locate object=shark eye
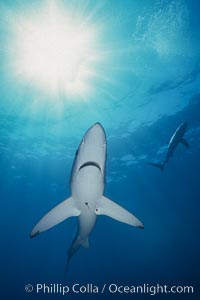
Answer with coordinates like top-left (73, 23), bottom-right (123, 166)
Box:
top-left (85, 202), bottom-right (88, 206)
top-left (95, 208), bottom-right (99, 212)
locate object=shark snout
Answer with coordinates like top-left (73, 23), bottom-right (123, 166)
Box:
top-left (84, 122), bottom-right (106, 145)
top-left (93, 122), bottom-right (104, 129)
top-left (91, 122), bottom-right (105, 135)
top-left (179, 121), bottom-right (188, 135)
top-left (181, 121), bottom-right (188, 129)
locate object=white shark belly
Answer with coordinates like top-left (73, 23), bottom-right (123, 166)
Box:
top-left (78, 211), bottom-right (97, 238)
top-left (72, 166), bottom-right (104, 206)
top-left (72, 166), bottom-right (104, 237)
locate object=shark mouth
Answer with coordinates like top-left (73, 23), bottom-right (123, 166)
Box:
top-left (79, 161), bottom-right (101, 171)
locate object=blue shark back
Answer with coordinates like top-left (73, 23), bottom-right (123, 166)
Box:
top-left (166, 122), bottom-right (188, 162)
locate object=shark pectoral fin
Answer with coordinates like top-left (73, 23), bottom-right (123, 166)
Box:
top-left (30, 197), bottom-right (80, 238)
top-left (96, 196), bottom-right (144, 229)
top-left (81, 238), bottom-right (89, 249)
top-left (180, 138), bottom-right (190, 148)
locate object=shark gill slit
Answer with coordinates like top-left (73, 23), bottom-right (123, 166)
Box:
top-left (79, 161), bottom-right (101, 171)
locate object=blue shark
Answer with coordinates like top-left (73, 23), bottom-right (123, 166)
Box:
top-left (30, 123), bottom-right (144, 270)
top-left (147, 122), bottom-right (189, 172)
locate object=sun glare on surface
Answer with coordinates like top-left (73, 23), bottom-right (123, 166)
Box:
top-left (9, 2), bottom-right (101, 99)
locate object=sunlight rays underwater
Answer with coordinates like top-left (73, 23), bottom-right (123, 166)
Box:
top-left (0, 1), bottom-right (200, 294)
top-left (0, 0), bottom-right (200, 185)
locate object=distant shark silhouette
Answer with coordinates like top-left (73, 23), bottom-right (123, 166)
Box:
top-left (30, 123), bottom-right (144, 271)
top-left (147, 122), bottom-right (189, 172)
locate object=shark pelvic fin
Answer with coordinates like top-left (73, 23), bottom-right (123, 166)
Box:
top-left (96, 196), bottom-right (144, 228)
top-left (180, 138), bottom-right (190, 148)
top-left (30, 197), bottom-right (80, 238)
top-left (146, 161), bottom-right (165, 172)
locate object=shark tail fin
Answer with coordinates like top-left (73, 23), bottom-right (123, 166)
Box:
top-left (66, 233), bottom-right (88, 273)
top-left (30, 197), bottom-right (80, 238)
top-left (66, 236), bottom-right (80, 273)
top-left (66, 256), bottom-right (71, 274)
top-left (146, 161), bottom-right (165, 172)
top-left (96, 196), bottom-right (144, 229)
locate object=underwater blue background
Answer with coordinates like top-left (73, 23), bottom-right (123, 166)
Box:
top-left (0, 0), bottom-right (200, 299)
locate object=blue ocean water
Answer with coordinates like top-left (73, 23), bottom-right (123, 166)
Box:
top-left (0, 0), bottom-right (200, 299)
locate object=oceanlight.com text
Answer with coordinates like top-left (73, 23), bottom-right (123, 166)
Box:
top-left (25, 283), bottom-right (194, 296)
